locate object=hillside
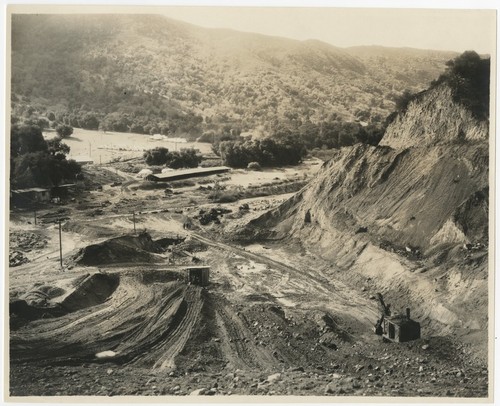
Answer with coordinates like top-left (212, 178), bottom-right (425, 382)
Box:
top-left (235, 82), bottom-right (489, 359)
top-left (380, 85), bottom-right (488, 149)
top-left (11, 14), bottom-right (457, 136)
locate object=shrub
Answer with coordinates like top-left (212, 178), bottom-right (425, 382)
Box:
top-left (247, 161), bottom-right (261, 171)
top-left (143, 147), bottom-right (170, 165)
top-left (56, 124), bottom-right (73, 138)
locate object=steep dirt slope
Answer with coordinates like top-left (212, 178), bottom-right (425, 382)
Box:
top-left (236, 84), bottom-right (490, 358)
top-left (381, 85), bottom-right (488, 149)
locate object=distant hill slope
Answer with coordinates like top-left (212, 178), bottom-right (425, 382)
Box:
top-left (11, 14), bottom-right (457, 134)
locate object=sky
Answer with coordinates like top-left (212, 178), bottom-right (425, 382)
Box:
top-left (160, 7), bottom-right (496, 54)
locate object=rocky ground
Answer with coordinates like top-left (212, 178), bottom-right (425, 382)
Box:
top-left (10, 334), bottom-right (488, 397)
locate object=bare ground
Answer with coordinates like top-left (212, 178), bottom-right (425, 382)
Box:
top-left (8, 161), bottom-right (489, 398)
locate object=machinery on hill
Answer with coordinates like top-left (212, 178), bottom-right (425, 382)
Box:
top-left (374, 293), bottom-right (421, 342)
top-left (373, 293), bottom-right (391, 335)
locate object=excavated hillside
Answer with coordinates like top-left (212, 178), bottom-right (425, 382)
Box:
top-left (236, 83), bottom-right (490, 360)
top-left (381, 85), bottom-right (488, 149)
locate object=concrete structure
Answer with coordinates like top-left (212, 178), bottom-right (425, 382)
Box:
top-left (382, 308), bottom-right (421, 342)
top-left (11, 188), bottom-right (51, 206)
top-left (185, 266), bottom-right (210, 286)
top-left (146, 166), bottom-right (230, 183)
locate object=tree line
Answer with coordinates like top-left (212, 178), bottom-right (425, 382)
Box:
top-left (11, 124), bottom-right (81, 189)
top-left (143, 147), bottom-right (202, 169)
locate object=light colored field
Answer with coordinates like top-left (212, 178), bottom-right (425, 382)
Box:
top-left (225, 158), bottom-right (321, 188)
top-left (44, 128), bottom-right (213, 163)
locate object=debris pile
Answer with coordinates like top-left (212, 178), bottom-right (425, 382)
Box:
top-left (9, 231), bottom-right (48, 267)
top-left (194, 207), bottom-right (232, 225)
top-left (72, 232), bottom-right (163, 266)
top-left (10, 231), bottom-right (48, 251)
top-left (9, 251), bottom-right (29, 267)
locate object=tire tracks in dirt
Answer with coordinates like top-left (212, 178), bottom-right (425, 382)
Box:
top-left (191, 233), bottom-right (377, 326)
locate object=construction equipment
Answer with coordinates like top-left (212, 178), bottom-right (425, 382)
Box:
top-left (373, 293), bottom-right (391, 335)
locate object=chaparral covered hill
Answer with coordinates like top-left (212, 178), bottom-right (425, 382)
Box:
top-left (11, 14), bottom-right (457, 136)
top-left (237, 55), bottom-right (490, 361)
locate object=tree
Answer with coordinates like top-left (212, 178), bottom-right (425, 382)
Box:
top-left (247, 161), bottom-right (261, 171)
top-left (394, 89), bottom-right (415, 112)
top-left (36, 117), bottom-right (50, 130)
top-left (10, 124), bottom-right (80, 189)
top-left (143, 147), bottom-right (170, 165)
top-left (165, 148), bottom-right (202, 169)
top-left (46, 137), bottom-right (70, 158)
top-left (79, 112), bottom-right (100, 130)
top-left (217, 136), bottom-right (306, 169)
top-left (11, 124), bottom-right (48, 158)
top-left (56, 124), bottom-right (73, 138)
top-left (12, 152), bottom-right (81, 188)
top-left (436, 51), bottom-right (490, 120)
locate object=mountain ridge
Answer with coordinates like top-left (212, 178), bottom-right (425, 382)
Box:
top-left (11, 14), bottom-right (458, 135)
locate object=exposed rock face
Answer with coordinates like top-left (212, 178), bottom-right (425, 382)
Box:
top-left (243, 142), bottom-right (488, 253)
top-left (380, 84), bottom-right (488, 149)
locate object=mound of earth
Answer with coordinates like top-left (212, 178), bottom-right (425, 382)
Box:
top-left (10, 273), bottom-right (119, 330)
top-left (61, 273), bottom-right (120, 312)
top-left (72, 231), bottom-right (164, 266)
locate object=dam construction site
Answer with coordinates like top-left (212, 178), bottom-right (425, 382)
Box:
top-left (7, 11), bottom-right (493, 400)
top-left (9, 80), bottom-right (490, 399)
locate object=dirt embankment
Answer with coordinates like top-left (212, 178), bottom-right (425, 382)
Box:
top-left (236, 89), bottom-right (489, 359)
top-left (71, 231), bottom-right (165, 266)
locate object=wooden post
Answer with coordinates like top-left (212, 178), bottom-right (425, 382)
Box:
top-left (58, 219), bottom-right (63, 269)
top-left (133, 211), bottom-right (136, 233)
top-left (34, 210), bottom-right (37, 225)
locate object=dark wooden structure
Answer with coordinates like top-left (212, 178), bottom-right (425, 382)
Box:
top-left (146, 166), bottom-right (230, 182)
top-left (11, 188), bottom-right (51, 207)
top-left (185, 266), bottom-right (210, 286)
top-left (382, 308), bottom-right (421, 342)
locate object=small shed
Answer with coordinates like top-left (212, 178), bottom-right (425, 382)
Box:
top-left (185, 266), bottom-right (210, 286)
top-left (382, 308), bottom-right (421, 342)
top-left (11, 188), bottom-right (51, 206)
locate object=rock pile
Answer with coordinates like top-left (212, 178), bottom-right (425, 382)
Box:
top-left (10, 251), bottom-right (29, 267)
top-left (194, 207), bottom-right (232, 226)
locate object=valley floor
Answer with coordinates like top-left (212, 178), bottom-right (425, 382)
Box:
top-left (8, 162), bottom-right (489, 399)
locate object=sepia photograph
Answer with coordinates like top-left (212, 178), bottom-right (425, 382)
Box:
top-left (5, 2), bottom-right (496, 401)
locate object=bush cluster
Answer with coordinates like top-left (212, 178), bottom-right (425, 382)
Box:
top-left (143, 147), bottom-right (202, 169)
top-left (10, 124), bottom-right (81, 189)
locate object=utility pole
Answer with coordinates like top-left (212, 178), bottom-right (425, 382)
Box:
top-left (89, 141), bottom-right (92, 157)
top-left (34, 210), bottom-right (37, 225)
top-left (58, 219), bottom-right (63, 269)
top-left (133, 211), bottom-right (136, 234)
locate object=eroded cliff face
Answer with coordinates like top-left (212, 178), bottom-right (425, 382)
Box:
top-left (243, 142), bottom-right (488, 253)
top-left (380, 85), bottom-right (488, 149)
top-left (237, 85), bottom-right (489, 357)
